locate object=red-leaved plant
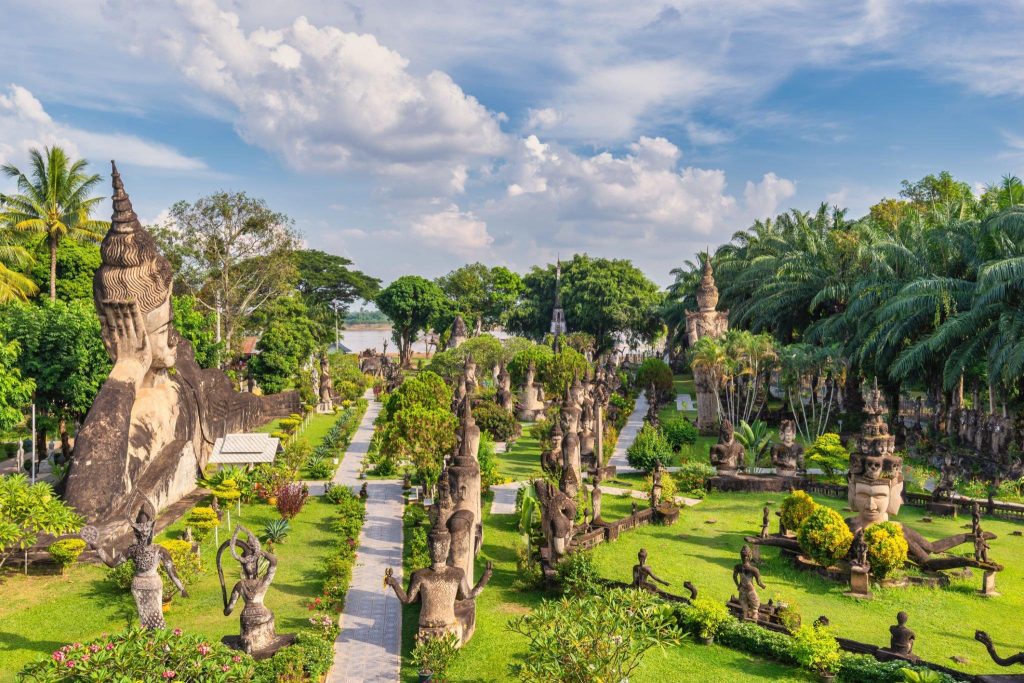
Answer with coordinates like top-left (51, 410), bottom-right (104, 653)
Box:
top-left (275, 483), bottom-right (309, 520)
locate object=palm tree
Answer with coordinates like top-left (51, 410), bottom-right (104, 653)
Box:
top-left (1, 147), bottom-right (107, 300)
top-left (0, 231), bottom-right (38, 303)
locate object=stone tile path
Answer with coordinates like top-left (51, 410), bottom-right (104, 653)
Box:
top-left (490, 481), bottom-right (525, 514)
top-left (675, 392), bottom-right (695, 411)
top-left (607, 393), bottom-right (648, 474)
top-left (326, 390), bottom-right (404, 683)
top-left (596, 484), bottom-right (702, 508)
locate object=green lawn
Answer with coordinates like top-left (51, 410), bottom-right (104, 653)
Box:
top-left (0, 497), bottom-right (339, 681)
top-left (591, 492), bottom-right (1024, 677)
top-left (496, 426), bottom-right (543, 482)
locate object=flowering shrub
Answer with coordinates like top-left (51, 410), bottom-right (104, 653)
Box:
top-left (780, 490), bottom-right (816, 532)
top-left (47, 539), bottom-right (86, 574)
top-left (864, 521), bottom-right (909, 578)
top-left (791, 622), bottom-right (842, 675)
top-left (673, 461), bottom-right (715, 497)
top-left (275, 483), bottom-right (309, 520)
top-left (796, 505), bottom-right (853, 568)
top-left (17, 627), bottom-right (255, 682)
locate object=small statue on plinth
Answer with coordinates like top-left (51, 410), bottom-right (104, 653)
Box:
top-left (770, 420), bottom-right (804, 475)
top-left (759, 506), bottom-right (770, 539)
top-left (888, 611), bottom-right (916, 658)
top-left (125, 499), bottom-right (188, 630)
top-left (632, 548), bottom-right (670, 593)
top-left (650, 461), bottom-right (664, 509)
top-left (710, 420), bottom-right (745, 475)
top-left (849, 528), bottom-right (869, 569)
top-left (733, 545), bottom-right (766, 620)
top-left (218, 525), bottom-right (291, 657)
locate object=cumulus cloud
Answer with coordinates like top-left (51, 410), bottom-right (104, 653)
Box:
top-left (525, 107), bottom-right (561, 130)
top-left (411, 204), bottom-right (493, 256)
top-left (0, 84), bottom-right (205, 171)
top-left (163, 0), bottom-right (508, 177)
top-left (743, 173), bottom-right (797, 220)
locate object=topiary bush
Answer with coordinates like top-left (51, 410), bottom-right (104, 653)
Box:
top-left (805, 433), bottom-right (850, 477)
top-left (796, 504), bottom-right (853, 568)
top-left (780, 490), bottom-right (816, 532)
top-left (157, 539), bottom-right (202, 595)
top-left (472, 400), bottom-right (520, 442)
top-left (864, 521), bottom-right (909, 578)
top-left (185, 506), bottom-right (220, 542)
top-left (683, 597), bottom-right (733, 642)
top-left (626, 423), bottom-right (673, 472)
top-left (635, 358), bottom-right (674, 401)
top-left (661, 414), bottom-right (698, 451)
top-left (47, 538), bottom-right (86, 574)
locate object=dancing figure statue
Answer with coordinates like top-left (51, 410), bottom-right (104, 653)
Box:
top-left (124, 498), bottom-right (188, 630)
top-left (218, 525), bottom-right (285, 655)
top-left (733, 545), bottom-right (766, 620)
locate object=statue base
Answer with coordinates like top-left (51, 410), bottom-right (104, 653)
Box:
top-left (709, 473), bottom-right (805, 493)
top-left (927, 500), bottom-right (958, 517)
top-left (221, 633), bottom-right (295, 661)
top-left (316, 401), bottom-right (334, 414)
top-left (844, 567), bottom-right (872, 599)
top-left (980, 570), bottom-right (999, 597)
top-left (654, 503), bottom-right (680, 525)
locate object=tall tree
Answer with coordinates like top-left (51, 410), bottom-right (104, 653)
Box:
top-left (436, 262), bottom-right (524, 332)
top-left (0, 230), bottom-right (37, 303)
top-left (0, 147), bottom-right (107, 301)
top-left (293, 249), bottom-right (381, 333)
top-left (0, 337), bottom-right (34, 433)
top-left (507, 254), bottom-right (662, 352)
top-left (376, 276), bottom-right (448, 367)
top-left (247, 295), bottom-right (321, 396)
top-left (159, 192), bottom-right (300, 353)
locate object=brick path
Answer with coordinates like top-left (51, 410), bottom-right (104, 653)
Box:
top-left (327, 391), bottom-right (404, 683)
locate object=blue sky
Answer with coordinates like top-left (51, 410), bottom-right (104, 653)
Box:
top-left (2, 0), bottom-right (1023, 286)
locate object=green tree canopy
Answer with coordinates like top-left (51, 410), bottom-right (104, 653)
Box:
top-left (507, 254), bottom-right (663, 352)
top-left (293, 249), bottom-right (380, 333)
top-left (172, 295), bottom-right (222, 369)
top-left (436, 262), bottom-right (524, 331)
top-left (248, 296), bottom-right (320, 396)
top-left (28, 239), bottom-right (100, 303)
top-left (0, 474), bottom-right (83, 572)
top-left (0, 337), bottom-right (34, 433)
top-left (376, 275), bottom-right (448, 367)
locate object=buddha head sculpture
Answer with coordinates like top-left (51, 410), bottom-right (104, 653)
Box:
top-left (848, 380), bottom-right (904, 529)
top-left (428, 525), bottom-right (453, 570)
top-left (94, 162), bottom-right (176, 370)
top-left (779, 420), bottom-right (796, 446)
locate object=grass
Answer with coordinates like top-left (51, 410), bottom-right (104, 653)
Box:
top-left (591, 491), bottom-right (1024, 677)
top-left (0, 497), bottom-right (340, 681)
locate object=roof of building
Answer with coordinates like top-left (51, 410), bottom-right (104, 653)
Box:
top-left (209, 433), bottom-right (279, 465)
top-left (240, 336), bottom-right (261, 356)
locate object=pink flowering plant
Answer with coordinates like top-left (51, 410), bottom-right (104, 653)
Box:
top-left (18, 627), bottom-right (256, 682)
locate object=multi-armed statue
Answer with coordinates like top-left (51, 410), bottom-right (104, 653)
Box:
top-left (68, 162), bottom-right (297, 564)
top-left (123, 497), bottom-right (188, 630)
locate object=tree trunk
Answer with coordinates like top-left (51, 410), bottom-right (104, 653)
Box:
top-left (49, 234), bottom-right (58, 301)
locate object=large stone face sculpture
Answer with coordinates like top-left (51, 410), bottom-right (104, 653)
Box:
top-left (385, 523), bottom-right (493, 646)
top-left (686, 259), bottom-right (729, 433)
top-left (218, 525), bottom-right (291, 657)
top-left (770, 420), bottom-right (804, 475)
top-left (67, 163), bottom-right (298, 565)
top-left (124, 498), bottom-right (188, 630)
top-left (709, 419), bottom-right (745, 475)
top-left (847, 382), bottom-right (1001, 572)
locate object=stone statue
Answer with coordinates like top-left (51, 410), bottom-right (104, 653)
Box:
top-left (447, 314), bottom-right (469, 350)
top-left (517, 361), bottom-right (545, 421)
top-left (124, 498), bottom-right (188, 630)
top-left (685, 258), bottom-right (729, 433)
top-left (541, 420), bottom-right (563, 475)
top-left (496, 364), bottom-right (514, 413)
top-left (534, 467), bottom-right (579, 563)
top-left (976, 631), bottom-right (1024, 668)
top-left (218, 525), bottom-right (287, 656)
top-left (847, 382), bottom-right (1000, 572)
top-left (650, 461), bottom-right (664, 508)
top-left (888, 612), bottom-right (916, 657)
top-left (591, 468), bottom-right (604, 522)
top-left (770, 420), bottom-right (804, 475)
top-left (463, 355), bottom-right (478, 396)
top-left (760, 505), bottom-right (770, 539)
top-left (710, 419), bottom-right (745, 475)
top-left (849, 527), bottom-right (869, 569)
top-left (317, 353), bottom-right (334, 413)
top-left (932, 454), bottom-right (958, 501)
top-left (384, 523), bottom-right (493, 645)
top-left (733, 545), bottom-right (766, 620)
top-left (68, 163), bottom-right (298, 565)
top-left (632, 548), bottom-right (669, 592)
top-left (560, 397), bottom-right (583, 486)
top-left (447, 401), bottom-right (482, 562)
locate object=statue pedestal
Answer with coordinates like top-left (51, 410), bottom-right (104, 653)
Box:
top-left (654, 504), bottom-right (680, 526)
top-left (709, 473), bottom-right (805, 493)
top-left (221, 633), bottom-right (295, 661)
top-left (845, 567), bottom-right (872, 599)
top-left (980, 570), bottom-right (1000, 597)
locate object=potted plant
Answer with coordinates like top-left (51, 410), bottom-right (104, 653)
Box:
top-left (411, 632), bottom-right (459, 682)
top-left (688, 597), bottom-right (731, 645)
top-left (791, 622), bottom-right (842, 682)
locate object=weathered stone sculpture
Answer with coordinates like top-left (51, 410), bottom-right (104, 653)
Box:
top-left (733, 545), bottom-right (766, 620)
top-left (384, 522), bottom-right (493, 646)
top-left (218, 525), bottom-right (290, 657)
top-left (447, 401), bottom-right (482, 563)
top-left (650, 461), bottom-right (664, 508)
top-left (125, 498), bottom-right (188, 630)
top-left (534, 467), bottom-right (579, 564)
top-left (770, 420), bottom-right (804, 475)
top-left (68, 163), bottom-right (297, 565)
top-left (517, 361), bottom-right (545, 421)
top-left (463, 355), bottom-right (478, 396)
top-left (496, 364), bottom-right (514, 413)
top-left (887, 612), bottom-right (916, 659)
top-left (847, 382), bottom-right (1001, 572)
top-left (561, 395), bottom-right (583, 486)
top-left (590, 468), bottom-right (604, 522)
top-left (541, 420), bottom-right (563, 475)
top-left (317, 353), bottom-right (334, 413)
top-left (975, 630), bottom-right (1024, 668)
top-left (709, 419), bottom-right (745, 475)
top-left (686, 258), bottom-right (729, 433)
top-left (760, 505), bottom-right (770, 539)
top-left (447, 314), bottom-right (469, 350)
top-left (632, 548), bottom-right (670, 592)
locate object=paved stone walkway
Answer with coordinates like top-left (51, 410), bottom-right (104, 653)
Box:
top-left (327, 391), bottom-right (404, 683)
top-left (596, 484), bottom-right (702, 507)
top-left (675, 392), bottom-right (695, 411)
top-left (490, 481), bottom-right (525, 514)
top-left (608, 393), bottom-right (648, 474)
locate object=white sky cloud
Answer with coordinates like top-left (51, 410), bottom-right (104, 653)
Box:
top-left (411, 204), bottom-right (493, 256)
